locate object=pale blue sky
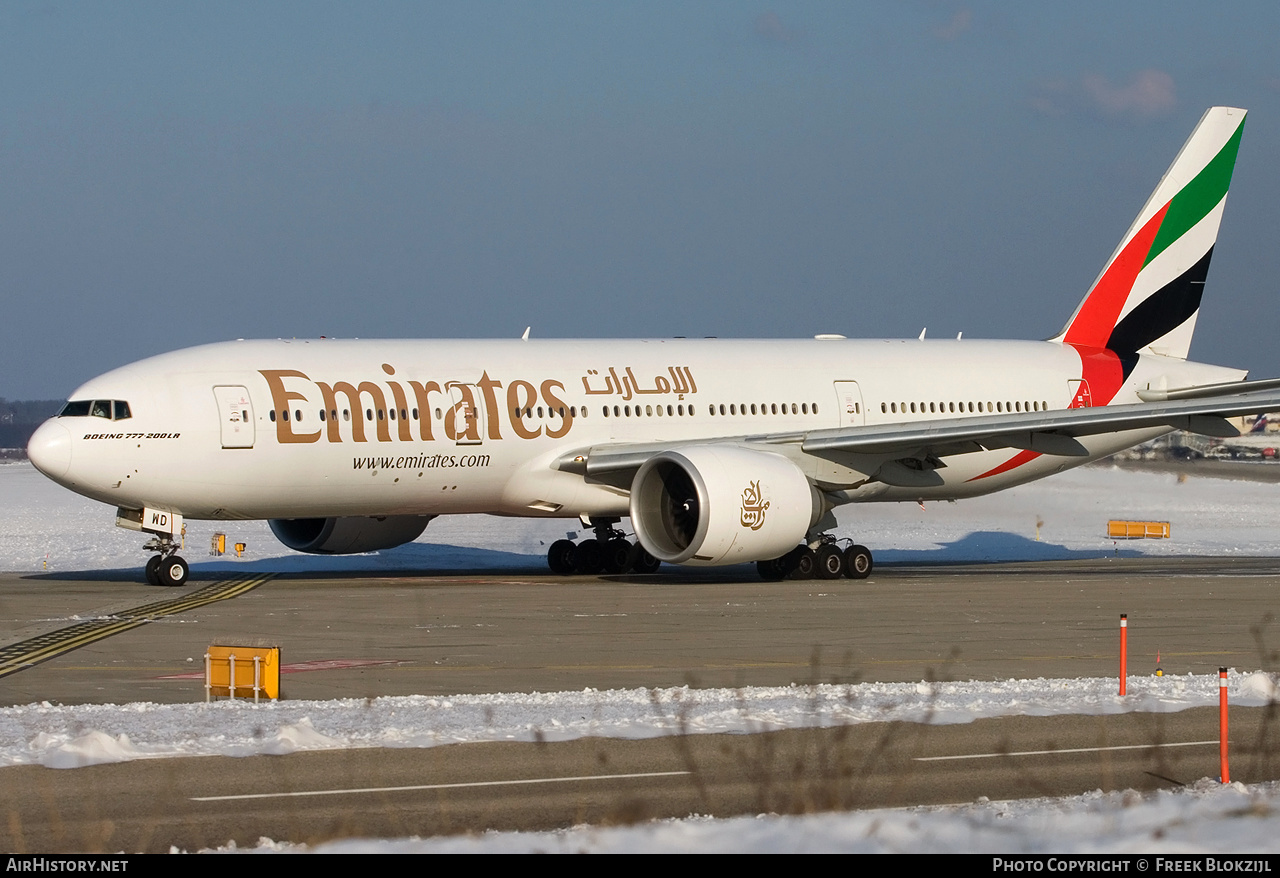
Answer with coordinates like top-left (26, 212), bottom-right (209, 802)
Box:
top-left (4, 2), bottom-right (1280, 397)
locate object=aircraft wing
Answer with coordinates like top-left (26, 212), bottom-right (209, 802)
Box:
top-left (797, 386), bottom-right (1280, 455)
top-left (557, 382), bottom-right (1280, 485)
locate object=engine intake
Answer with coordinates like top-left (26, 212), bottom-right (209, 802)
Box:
top-left (268, 515), bottom-right (433, 554)
top-left (630, 446), bottom-right (817, 566)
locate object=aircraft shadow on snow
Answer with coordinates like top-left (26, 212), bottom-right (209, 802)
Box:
top-left (23, 531), bottom-right (1144, 583)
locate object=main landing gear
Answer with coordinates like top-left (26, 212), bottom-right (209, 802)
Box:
top-left (547, 518), bottom-right (662, 576)
top-left (143, 536), bottom-right (190, 587)
top-left (756, 538), bottom-right (873, 582)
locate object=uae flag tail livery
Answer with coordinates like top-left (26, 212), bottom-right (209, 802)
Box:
top-left (1056, 107), bottom-right (1245, 387)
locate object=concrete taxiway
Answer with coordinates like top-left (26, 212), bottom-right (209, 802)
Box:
top-left (1, 556), bottom-right (1278, 705)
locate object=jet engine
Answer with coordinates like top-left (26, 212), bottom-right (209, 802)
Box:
top-left (268, 515), bottom-right (433, 554)
top-left (629, 445), bottom-right (818, 566)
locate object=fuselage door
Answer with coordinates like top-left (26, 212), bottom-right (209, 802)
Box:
top-left (834, 381), bottom-right (865, 427)
top-left (446, 382), bottom-right (485, 445)
top-left (1068, 379), bottom-right (1093, 409)
top-left (214, 385), bottom-right (255, 449)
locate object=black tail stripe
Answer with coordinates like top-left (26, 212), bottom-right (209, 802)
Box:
top-left (1106, 247), bottom-right (1214, 355)
top-left (1119, 351), bottom-right (1139, 382)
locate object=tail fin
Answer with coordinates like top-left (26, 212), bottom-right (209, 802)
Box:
top-left (1054, 106), bottom-right (1246, 359)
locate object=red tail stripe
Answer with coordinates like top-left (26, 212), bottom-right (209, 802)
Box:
top-left (969, 345), bottom-right (1126, 482)
top-left (970, 448), bottom-right (1040, 481)
top-left (1063, 203), bottom-right (1169, 348)
top-left (1072, 345), bottom-right (1126, 407)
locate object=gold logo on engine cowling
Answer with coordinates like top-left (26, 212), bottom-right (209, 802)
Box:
top-left (740, 480), bottom-right (770, 531)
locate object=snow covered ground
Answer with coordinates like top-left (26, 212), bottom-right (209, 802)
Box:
top-left (6, 670), bottom-right (1276, 770)
top-left (3, 460), bottom-right (1280, 852)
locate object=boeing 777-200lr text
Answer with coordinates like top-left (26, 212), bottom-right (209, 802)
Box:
top-left (27, 107), bottom-right (1280, 586)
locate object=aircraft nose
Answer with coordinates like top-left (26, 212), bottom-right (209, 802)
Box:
top-left (27, 420), bottom-right (72, 479)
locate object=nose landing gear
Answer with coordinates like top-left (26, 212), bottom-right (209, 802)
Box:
top-left (143, 537), bottom-right (189, 587)
top-left (115, 507), bottom-right (191, 587)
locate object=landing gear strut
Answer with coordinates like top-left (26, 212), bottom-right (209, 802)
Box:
top-left (546, 518), bottom-right (660, 576)
top-left (143, 536), bottom-right (189, 587)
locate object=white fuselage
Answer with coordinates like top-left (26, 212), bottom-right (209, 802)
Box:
top-left (29, 336), bottom-right (1243, 523)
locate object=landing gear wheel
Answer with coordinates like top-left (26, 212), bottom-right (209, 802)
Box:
top-left (157, 555), bottom-right (189, 587)
top-left (814, 544), bottom-right (845, 579)
top-left (572, 539), bottom-right (603, 575)
top-left (787, 546), bottom-right (815, 580)
top-left (844, 544), bottom-right (873, 580)
top-left (144, 555), bottom-right (162, 586)
top-left (547, 539), bottom-right (577, 575)
top-left (629, 545), bottom-right (662, 574)
top-left (756, 556), bottom-right (787, 581)
top-left (602, 539), bottom-right (633, 574)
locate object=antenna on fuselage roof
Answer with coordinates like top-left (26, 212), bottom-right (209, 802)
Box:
top-left (957, 332), bottom-right (962, 340)
top-left (918, 327), bottom-right (926, 340)
top-left (521, 326), bottom-right (530, 340)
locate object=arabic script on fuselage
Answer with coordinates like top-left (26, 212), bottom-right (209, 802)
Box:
top-left (581, 366), bottom-right (698, 401)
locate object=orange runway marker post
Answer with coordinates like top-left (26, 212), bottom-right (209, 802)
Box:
top-left (1119, 614), bottom-right (1128, 696)
top-left (1219, 667), bottom-right (1230, 784)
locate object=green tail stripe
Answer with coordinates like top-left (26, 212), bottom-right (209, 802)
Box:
top-left (1144, 118), bottom-right (1245, 267)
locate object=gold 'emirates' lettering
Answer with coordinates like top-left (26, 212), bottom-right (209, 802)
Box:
top-left (443, 382), bottom-right (480, 442)
top-left (261, 370), bottom-right (321, 444)
top-left (259, 367), bottom-right (575, 444)
top-left (506, 380), bottom-right (540, 439)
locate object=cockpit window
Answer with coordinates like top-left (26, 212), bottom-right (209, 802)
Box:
top-left (58, 401), bottom-right (92, 417)
top-left (59, 399), bottom-right (132, 420)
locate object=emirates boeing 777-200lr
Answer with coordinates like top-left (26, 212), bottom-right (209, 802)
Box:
top-left (26, 107), bottom-right (1280, 586)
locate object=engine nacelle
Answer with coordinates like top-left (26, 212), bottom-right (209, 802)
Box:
top-left (629, 445), bottom-right (817, 566)
top-left (268, 515), bottom-right (433, 554)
